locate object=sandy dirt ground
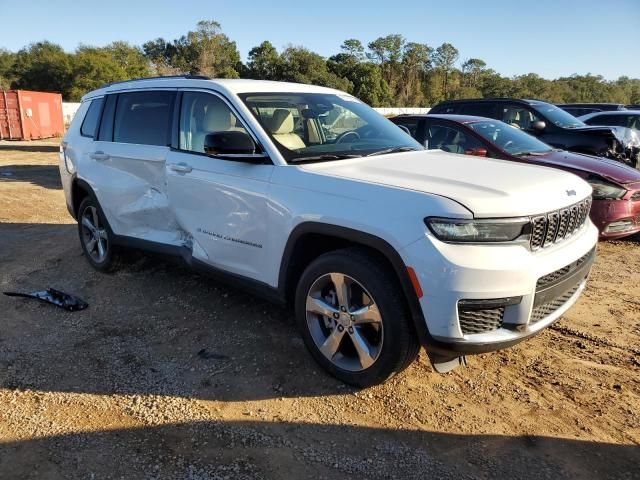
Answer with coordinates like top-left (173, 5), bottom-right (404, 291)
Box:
top-left (0, 140), bottom-right (638, 479)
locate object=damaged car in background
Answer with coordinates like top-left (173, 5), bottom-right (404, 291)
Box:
top-left (429, 98), bottom-right (640, 169)
top-left (391, 114), bottom-right (640, 239)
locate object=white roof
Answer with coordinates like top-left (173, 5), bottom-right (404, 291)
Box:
top-left (82, 77), bottom-right (344, 101)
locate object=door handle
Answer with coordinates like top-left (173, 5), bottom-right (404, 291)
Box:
top-left (90, 151), bottom-right (110, 161)
top-left (170, 163), bottom-right (193, 173)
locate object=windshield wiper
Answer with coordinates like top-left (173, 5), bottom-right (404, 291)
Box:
top-left (290, 153), bottom-right (363, 163)
top-left (365, 146), bottom-right (419, 157)
top-left (513, 151), bottom-right (549, 157)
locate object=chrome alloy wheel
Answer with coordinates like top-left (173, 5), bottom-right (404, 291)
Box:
top-left (305, 273), bottom-right (383, 371)
top-left (80, 205), bottom-right (108, 263)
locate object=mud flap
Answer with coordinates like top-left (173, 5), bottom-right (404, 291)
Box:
top-left (428, 353), bottom-right (467, 373)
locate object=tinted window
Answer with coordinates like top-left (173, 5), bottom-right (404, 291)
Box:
top-left (113, 91), bottom-right (175, 146)
top-left (393, 117), bottom-right (420, 137)
top-left (426, 123), bottom-right (484, 154)
top-left (459, 103), bottom-right (496, 117)
top-left (179, 92), bottom-right (249, 153)
top-left (97, 94), bottom-right (117, 141)
top-left (80, 98), bottom-right (104, 138)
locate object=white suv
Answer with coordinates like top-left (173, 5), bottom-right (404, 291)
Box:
top-left (59, 76), bottom-right (598, 386)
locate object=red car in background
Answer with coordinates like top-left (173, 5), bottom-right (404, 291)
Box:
top-left (392, 114), bottom-right (640, 239)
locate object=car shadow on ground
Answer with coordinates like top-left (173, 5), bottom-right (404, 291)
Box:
top-left (0, 420), bottom-right (637, 479)
top-left (0, 164), bottom-right (62, 189)
top-left (0, 143), bottom-right (60, 152)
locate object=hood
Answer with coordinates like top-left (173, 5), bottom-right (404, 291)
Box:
top-left (570, 125), bottom-right (640, 146)
top-left (534, 150), bottom-right (640, 185)
top-left (301, 150), bottom-right (592, 218)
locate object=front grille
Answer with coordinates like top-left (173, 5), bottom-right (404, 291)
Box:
top-left (530, 198), bottom-right (591, 250)
top-left (536, 248), bottom-right (594, 289)
top-left (530, 284), bottom-right (580, 323)
top-left (459, 307), bottom-right (505, 334)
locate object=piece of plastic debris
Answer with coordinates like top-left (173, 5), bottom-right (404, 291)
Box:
top-left (3, 288), bottom-right (88, 312)
top-left (197, 348), bottom-right (229, 360)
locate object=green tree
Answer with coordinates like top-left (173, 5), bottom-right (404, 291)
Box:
top-left (367, 34), bottom-right (405, 95)
top-left (246, 41), bottom-right (282, 80)
top-left (433, 42), bottom-right (459, 99)
top-left (279, 46), bottom-right (351, 90)
top-left (461, 58), bottom-right (486, 88)
top-left (143, 20), bottom-right (240, 78)
top-left (10, 41), bottom-right (73, 98)
top-left (0, 48), bottom-right (15, 90)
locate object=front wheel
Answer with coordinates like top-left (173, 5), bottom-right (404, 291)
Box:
top-left (295, 247), bottom-right (420, 387)
top-left (77, 197), bottom-right (123, 272)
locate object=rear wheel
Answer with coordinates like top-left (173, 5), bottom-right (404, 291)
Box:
top-left (295, 247), bottom-right (420, 387)
top-left (77, 197), bottom-right (123, 272)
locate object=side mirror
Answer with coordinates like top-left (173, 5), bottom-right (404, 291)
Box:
top-left (531, 121), bottom-right (546, 132)
top-left (204, 131), bottom-right (268, 164)
top-left (465, 147), bottom-right (488, 157)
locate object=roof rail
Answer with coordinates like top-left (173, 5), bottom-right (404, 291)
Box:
top-left (99, 74), bottom-right (211, 89)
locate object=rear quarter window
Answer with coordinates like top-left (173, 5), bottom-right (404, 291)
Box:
top-left (80, 98), bottom-right (104, 138)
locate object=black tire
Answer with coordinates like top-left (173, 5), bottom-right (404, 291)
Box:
top-left (77, 196), bottom-right (124, 273)
top-left (295, 247), bottom-right (420, 387)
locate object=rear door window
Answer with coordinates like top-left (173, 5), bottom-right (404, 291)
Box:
top-left (459, 103), bottom-right (497, 118)
top-left (113, 91), bottom-right (176, 146)
top-left (393, 117), bottom-right (420, 136)
top-left (80, 97), bottom-right (104, 138)
top-left (501, 104), bottom-right (541, 131)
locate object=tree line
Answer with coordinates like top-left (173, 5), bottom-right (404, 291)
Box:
top-left (1, 20), bottom-right (639, 106)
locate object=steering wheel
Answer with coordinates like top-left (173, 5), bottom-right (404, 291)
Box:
top-left (335, 131), bottom-right (361, 144)
top-left (503, 140), bottom-right (514, 149)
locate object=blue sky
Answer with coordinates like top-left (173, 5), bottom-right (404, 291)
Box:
top-left (2, 0), bottom-right (639, 79)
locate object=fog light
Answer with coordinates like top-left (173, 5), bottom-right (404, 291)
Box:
top-left (604, 219), bottom-right (634, 233)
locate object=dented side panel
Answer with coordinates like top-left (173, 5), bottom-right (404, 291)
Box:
top-left (89, 141), bottom-right (184, 245)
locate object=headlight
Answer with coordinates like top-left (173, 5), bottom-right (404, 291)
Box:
top-left (425, 217), bottom-right (528, 242)
top-left (587, 177), bottom-right (625, 200)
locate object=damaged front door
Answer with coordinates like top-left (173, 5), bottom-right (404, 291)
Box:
top-left (91, 90), bottom-right (184, 245)
top-left (166, 90), bottom-right (274, 283)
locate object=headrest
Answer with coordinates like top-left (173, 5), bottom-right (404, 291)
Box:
top-left (269, 109), bottom-right (294, 134)
top-left (202, 102), bottom-right (231, 132)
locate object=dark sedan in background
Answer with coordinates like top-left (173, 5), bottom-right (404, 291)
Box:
top-left (392, 114), bottom-right (640, 239)
top-left (429, 98), bottom-right (640, 168)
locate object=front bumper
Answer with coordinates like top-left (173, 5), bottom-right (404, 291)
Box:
top-left (590, 195), bottom-right (640, 240)
top-left (401, 220), bottom-right (599, 354)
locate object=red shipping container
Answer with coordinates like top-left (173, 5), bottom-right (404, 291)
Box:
top-left (0, 90), bottom-right (64, 140)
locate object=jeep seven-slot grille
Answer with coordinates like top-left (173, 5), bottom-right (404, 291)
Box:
top-left (530, 198), bottom-right (591, 250)
top-left (459, 307), bottom-right (505, 334)
top-left (530, 284), bottom-right (580, 323)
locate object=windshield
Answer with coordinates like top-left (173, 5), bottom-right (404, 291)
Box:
top-left (239, 92), bottom-right (422, 162)
top-left (535, 104), bottom-right (586, 129)
top-left (468, 120), bottom-right (553, 156)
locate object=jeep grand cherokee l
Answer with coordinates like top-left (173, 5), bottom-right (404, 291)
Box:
top-left (430, 98), bottom-right (640, 168)
top-left (59, 77), bottom-right (598, 386)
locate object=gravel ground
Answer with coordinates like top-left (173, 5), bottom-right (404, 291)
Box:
top-left (0, 141), bottom-right (639, 479)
